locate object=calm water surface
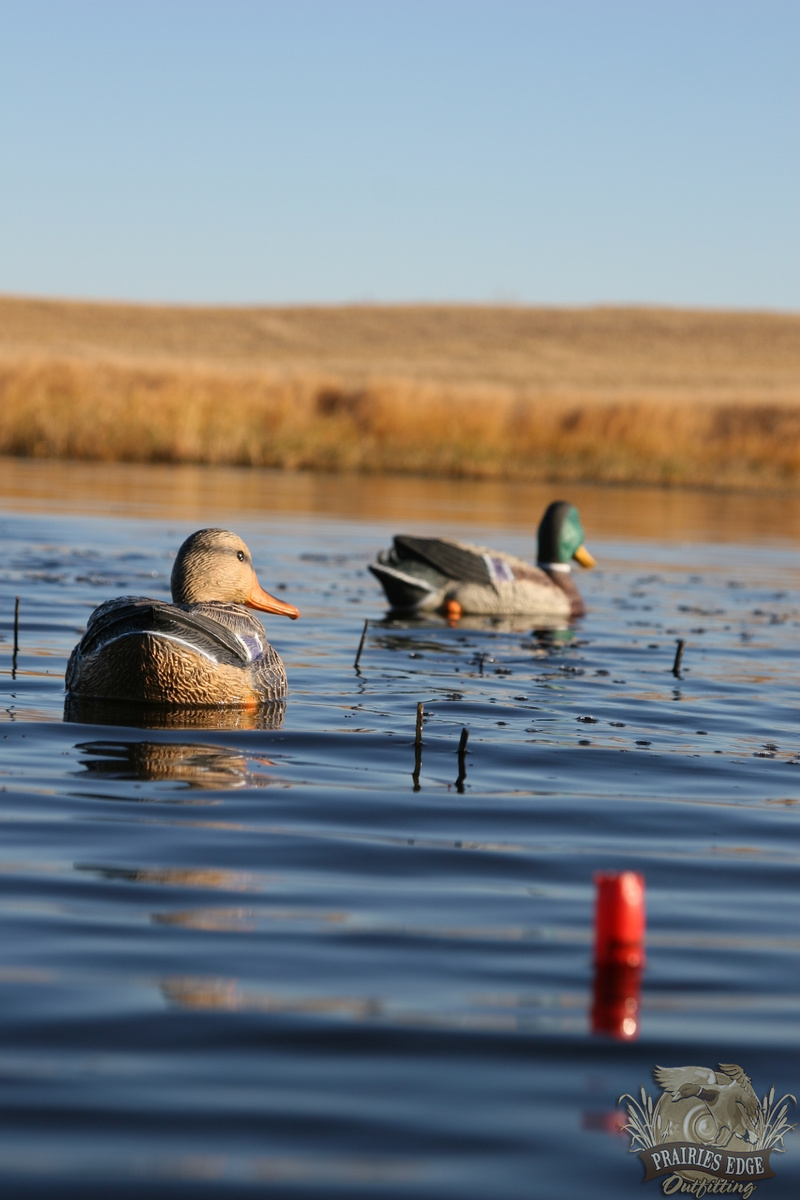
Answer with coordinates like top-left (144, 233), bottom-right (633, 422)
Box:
top-left (0, 460), bottom-right (798, 1198)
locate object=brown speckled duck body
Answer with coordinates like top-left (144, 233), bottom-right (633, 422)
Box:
top-left (368, 501), bottom-right (596, 618)
top-left (66, 529), bottom-right (300, 706)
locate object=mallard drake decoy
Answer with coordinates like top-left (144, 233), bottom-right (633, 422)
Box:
top-left (66, 529), bottom-right (299, 706)
top-left (368, 500), bottom-right (595, 618)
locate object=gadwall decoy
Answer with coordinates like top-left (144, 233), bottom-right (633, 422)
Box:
top-left (66, 528), bottom-right (299, 705)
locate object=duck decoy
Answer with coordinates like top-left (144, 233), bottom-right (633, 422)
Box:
top-left (368, 500), bottom-right (595, 618)
top-left (66, 529), bottom-right (300, 706)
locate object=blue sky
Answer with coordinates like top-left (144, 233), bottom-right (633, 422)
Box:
top-left (1, 1), bottom-right (797, 308)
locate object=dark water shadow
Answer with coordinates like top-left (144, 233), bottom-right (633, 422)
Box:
top-left (64, 695), bottom-right (286, 731)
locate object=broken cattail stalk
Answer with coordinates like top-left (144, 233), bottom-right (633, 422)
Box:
top-left (455, 726), bottom-right (469, 792)
top-left (412, 702), bottom-right (425, 791)
top-left (457, 726), bottom-right (469, 762)
top-left (12, 596), bottom-right (20, 675)
top-left (672, 639), bottom-right (685, 677)
top-left (353, 619), bottom-right (369, 671)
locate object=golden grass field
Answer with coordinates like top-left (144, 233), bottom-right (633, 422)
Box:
top-left (1, 296), bottom-right (799, 487)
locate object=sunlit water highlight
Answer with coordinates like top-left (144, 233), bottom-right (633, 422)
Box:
top-left (0, 461), bottom-right (798, 1198)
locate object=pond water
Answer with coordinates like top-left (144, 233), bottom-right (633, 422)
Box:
top-left (1, 458), bottom-right (799, 1199)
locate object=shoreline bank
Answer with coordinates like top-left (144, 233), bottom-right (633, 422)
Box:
top-left (2, 298), bottom-right (798, 489)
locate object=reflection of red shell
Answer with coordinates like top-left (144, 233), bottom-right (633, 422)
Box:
top-left (591, 963), bottom-right (641, 1040)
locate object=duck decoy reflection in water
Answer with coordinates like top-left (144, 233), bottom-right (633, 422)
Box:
top-left (369, 500), bottom-right (595, 618)
top-left (74, 739), bottom-right (272, 790)
top-left (66, 529), bottom-right (300, 706)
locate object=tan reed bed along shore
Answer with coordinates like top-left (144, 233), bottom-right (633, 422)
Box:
top-left (1, 297), bottom-right (799, 488)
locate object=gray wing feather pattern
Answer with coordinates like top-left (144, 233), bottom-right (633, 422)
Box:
top-left (77, 600), bottom-right (250, 667)
top-left (392, 536), bottom-right (494, 587)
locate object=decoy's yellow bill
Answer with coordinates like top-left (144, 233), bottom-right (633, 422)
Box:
top-left (573, 545), bottom-right (596, 569)
top-left (246, 577), bottom-right (300, 619)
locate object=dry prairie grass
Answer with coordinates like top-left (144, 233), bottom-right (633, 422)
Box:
top-left (1, 297), bottom-right (799, 488)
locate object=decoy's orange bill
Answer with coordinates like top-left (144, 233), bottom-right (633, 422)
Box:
top-left (246, 577), bottom-right (300, 619)
top-left (573, 545), bottom-right (596, 569)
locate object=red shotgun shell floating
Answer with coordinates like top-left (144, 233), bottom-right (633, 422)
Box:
top-left (594, 871), bottom-right (646, 968)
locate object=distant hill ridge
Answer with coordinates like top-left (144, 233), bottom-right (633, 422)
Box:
top-left (1, 296), bottom-right (798, 400)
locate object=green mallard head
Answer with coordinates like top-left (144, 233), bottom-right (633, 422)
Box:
top-left (537, 501), bottom-right (596, 568)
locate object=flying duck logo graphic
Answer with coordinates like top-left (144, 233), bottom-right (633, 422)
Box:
top-left (619, 1064), bottom-right (795, 1196)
